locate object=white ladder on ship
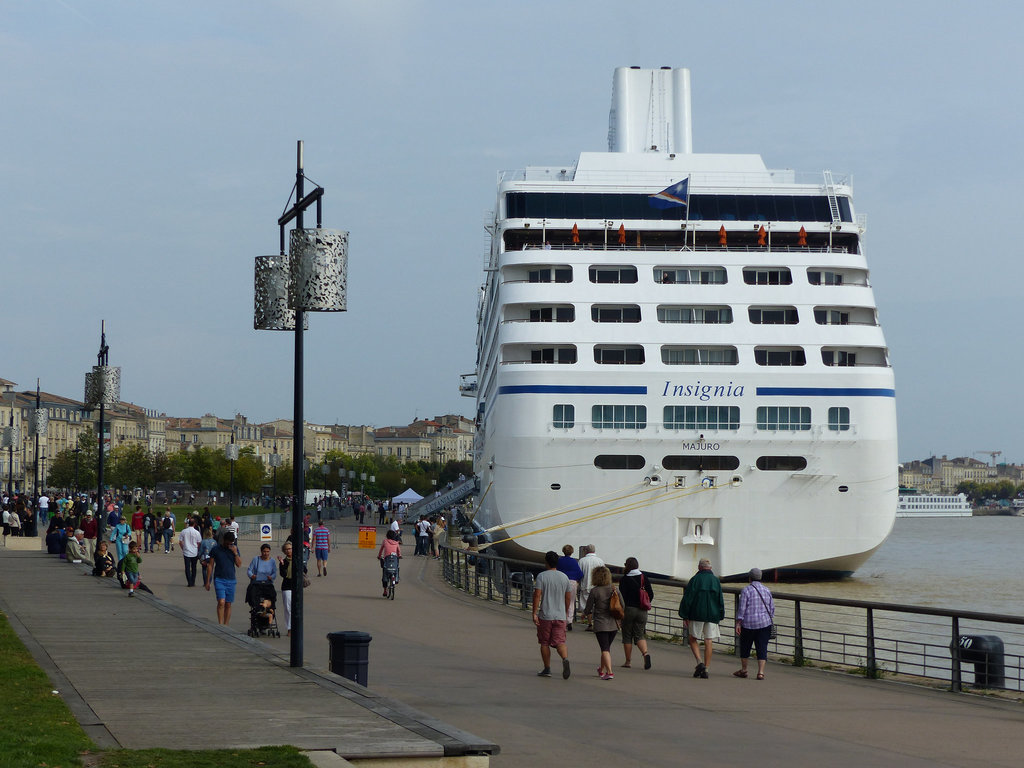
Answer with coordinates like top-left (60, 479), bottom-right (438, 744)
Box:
top-left (823, 169), bottom-right (842, 224)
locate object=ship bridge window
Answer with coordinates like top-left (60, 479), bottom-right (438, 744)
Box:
top-left (553, 404), bottom-right (575, 429)
top-left (592, 305), bottom-right (641, 323)
top-left (756, 456), bottom-right (808, 471)
top-left (655, 267), bottom-right (726, 285)
top-left (594, 345), bottom-right (645, 364)
top-left (527, 266), bottom-right (573, 283)
top-left (662, 346), bottom-right (738, 365)
top-left (748, 306), bottom-right (798, 325)
top-left (754, 347), bottom-right (806, 366)
top-left (504, 192), bottom-right (851, 223)
top-left (821, 347), bottom-right (889, 367)
top-left (662, 455), bottom-right (741, 471)
top-left (594, 454), bottom-right (646, 470)
top-left (664, 406), bottom-right (740, 430)
top-left (589, 265), bottom-right (638, 284)
top-left (592, 405), bottom-right (647, 429)
top-left (657, 305), bottom-right (732, 324)
top-left (808, 268), bottom-right (868, 287)
top-left (743, 268), bottom-right (792, 286)
top-left (814, 306), bottom-right (877, 326)
top-left (756, 406), bottom-right (811, 431)
top-left (828, 407), bottom-right (851, 431)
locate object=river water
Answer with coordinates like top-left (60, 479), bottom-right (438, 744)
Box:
top-left (780, 516), bottom-right (1024, 616)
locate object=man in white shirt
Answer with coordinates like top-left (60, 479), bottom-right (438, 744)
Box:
top-left (577, 545), bottom-right (605, 621)
top-left (178, 518), bottom-right (203, 587)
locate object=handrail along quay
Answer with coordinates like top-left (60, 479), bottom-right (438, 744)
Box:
top-left (441, 544), bottom-right (1024, 696)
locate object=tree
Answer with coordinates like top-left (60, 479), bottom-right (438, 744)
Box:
top-left (107, 443), bottom-right (153, 491)
top-left (47, 428), bottom-right (98, 492)
top-left (151, 451), bottom-right (174, 485)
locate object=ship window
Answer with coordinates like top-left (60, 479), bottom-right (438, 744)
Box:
top-left (822, 349), bottom-right (856, 367)
top-left (655, 267), bottom-right (726, 285)
top-left (529, 347), bottom-right (577, 364)
top-left (663, 455), bottom-right (740, 471)
top-left (743, 268), bottom-right (792, 286)
top-left (529, 306), bottom-right (575, 322)
top-left (748, 306), bottom-right (798, 325)
top-left (589, 265), bottom-right (638, 284)
top-left (807, 270), bottom-right (843, 286)
top-left (592, 305), bottom-right (641, 323)
top-left (662, 346), bottom-right (738, 365)
top-left (756, 456), bottom-right (808, 471)
top-left (594, 346), bottom-right (645, 365)
top-left (814, 308), bottom-right (850, 325)
top-left (592, 405), bottom-right (647, 429)
top-left (553, 404), bottom-right (575, 429)
top-left (594, 455), bottom-right (646, 470)
top-left (754, 347), bottom-right (806, 366)
top-left (828, 407), bottom-right (851, 431)
top-left (663, 406), bottom-right (740, 430)
top-left (528, 266), bottom-right (573, 283)
top-left (756, 406), bottom-right (811, 431)
top-left (657, 305), bottom-right (732, 324)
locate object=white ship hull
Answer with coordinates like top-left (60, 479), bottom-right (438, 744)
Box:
top-left (471, 68), bottom-right (897, 579)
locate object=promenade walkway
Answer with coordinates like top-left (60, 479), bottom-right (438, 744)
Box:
top-left (3, 520), bottom-right (1024, 767)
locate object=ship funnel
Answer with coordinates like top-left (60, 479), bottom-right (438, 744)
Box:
top-left (608, 66), bottom-right (692, 154)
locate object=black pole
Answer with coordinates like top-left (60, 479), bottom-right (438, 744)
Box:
top-left (96, 323), bottom-right (109, 544)
top-left (290, 140), bottom-right (306, 668)
top-left (74, 448), bottom-right (80, 495)
top-left (229, 431), bottom-right (236, 516)
top-left (33, 380), bottom-right (40, 499)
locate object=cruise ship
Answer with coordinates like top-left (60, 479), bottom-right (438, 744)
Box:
top-left (468, 67), bottom-right (898, 579)
top-left (896, 493), bottom-right (972, 518)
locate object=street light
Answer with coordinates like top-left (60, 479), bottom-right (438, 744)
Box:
top-left (30, 379), bottom-right (47, 499)
top-left (253, 141), bottom-right (347, 669)
top-left (226, 432), bottom-right (239, 515)
top-left (84, 321), bottom-right (120, 544)
top-left (2, 423), bottom-right (18, 499)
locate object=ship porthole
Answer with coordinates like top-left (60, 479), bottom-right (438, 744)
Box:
top-left (838, 485), bottom-right (849, 493)
top-left (550, 483), bottom-right (561, 490)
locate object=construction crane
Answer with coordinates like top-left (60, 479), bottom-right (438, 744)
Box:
top-left (974, 451), bottom-right (1002, 467)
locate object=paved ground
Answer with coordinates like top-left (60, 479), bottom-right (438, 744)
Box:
top-left (4, 520), bottom-right (1024, 767)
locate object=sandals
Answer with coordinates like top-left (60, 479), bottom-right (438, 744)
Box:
top-left (733, 669), bottom-right (748, 678)
top-left (621, 662), bottom-right (631, 668)
top-left (756, 673), bottom-right (765, 680)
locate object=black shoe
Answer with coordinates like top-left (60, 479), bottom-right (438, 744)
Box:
top-left (537, 668), bottom-right (552, 677)
top-left (644, 654), bottom-right (652, 670)
top-left (700, 668), bottom-right (709, 679)
top-left (562, 658), bottom-right (571, 679)
top-left (566, 623), bottom-right (573, 631)
top-left (693, 662), bottom-right (705, 678)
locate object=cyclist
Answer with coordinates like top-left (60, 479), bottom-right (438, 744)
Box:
top-left (377, 529), bottom-right (402, 597)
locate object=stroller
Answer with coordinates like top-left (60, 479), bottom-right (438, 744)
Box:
top-left (245, 580), bottom-right (281, 638)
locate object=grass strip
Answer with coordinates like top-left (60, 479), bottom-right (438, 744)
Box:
top-left (0, 611), bottom-right (311, 768)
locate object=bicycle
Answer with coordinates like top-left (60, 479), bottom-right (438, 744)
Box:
top-left (381, 554), bottom-right (399, 600)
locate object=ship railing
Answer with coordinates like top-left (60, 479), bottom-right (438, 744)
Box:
top-left (439, 544), bottom-right (1024, 697)
top-left (509, 244), bottom-right (848, 253)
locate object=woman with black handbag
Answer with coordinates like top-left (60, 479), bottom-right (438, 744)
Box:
top-left (733, 567), bottom-right (775, 680)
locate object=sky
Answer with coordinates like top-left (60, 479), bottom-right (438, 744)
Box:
top-left (1, 0), bottom-right (1022, 464)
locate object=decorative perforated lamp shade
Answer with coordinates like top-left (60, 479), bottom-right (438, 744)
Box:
top-left (1, 426), bottom-right (19, 448)
top-left (289, 228), bottom-right (348, 312)
top-left (84, 366), bottom-right (121, 408)
top-left (28, 408), bottom-right (48, 437)
top-left (225, 444), bottom-right (240, 461)
top-left (268, 453), bottom-right (283, 468)
top-left (254, 254), bottom-right (307, 331)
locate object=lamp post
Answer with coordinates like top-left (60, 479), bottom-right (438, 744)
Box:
top-left (31, 379), bottom-right (46, 499)
top-left (269, 449), bottom-right (282, 516)
top-left (226, 432), bottom-right (238, 516)
top-left (2, 422), bottom-right (17, 499)
top-left (84, 321), bottom-right (120, 544)
top-left (320, 462), bottom-right (329, 508)
top-left (253, 141), bottom-right (347, 668)
top-left (73, 448), bottom-right (80, 495)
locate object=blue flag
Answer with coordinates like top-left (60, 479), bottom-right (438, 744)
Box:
top-left (648, 178), bottom-right (689, 209)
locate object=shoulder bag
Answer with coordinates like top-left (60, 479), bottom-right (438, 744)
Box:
top-left (754, 584), bottom-right (777, 639)
top-left (608, 587), bottom-right (625, 621)
top-left (638, 574), bottom-right (652, 611)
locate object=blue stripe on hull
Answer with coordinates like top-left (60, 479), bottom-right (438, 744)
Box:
top-left (498, 385), bottom-right (648, 395)
top-left (756, 387), bottom-right (895, 398)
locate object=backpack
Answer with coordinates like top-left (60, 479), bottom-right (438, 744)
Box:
top-left (162, 517), bottom-right (172, 530)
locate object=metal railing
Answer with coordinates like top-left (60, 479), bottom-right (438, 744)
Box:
top-left (440, 545), bottom-right (1024, 695)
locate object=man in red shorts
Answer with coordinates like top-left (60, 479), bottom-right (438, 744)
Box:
top-left (532, 550), bottom-right (573, 679)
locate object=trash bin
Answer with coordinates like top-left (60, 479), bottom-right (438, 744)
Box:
top-left (327, 631), bottom-right (373, 687)
top-left (952, 634), bottom-right (1004, 688)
